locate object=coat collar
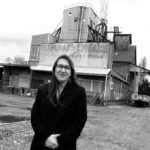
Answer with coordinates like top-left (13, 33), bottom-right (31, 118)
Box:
top-left (59, 81), bottom-right (73, 98)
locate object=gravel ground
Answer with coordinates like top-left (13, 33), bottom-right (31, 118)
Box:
top-left (0, 121), bottom-right (33, 150)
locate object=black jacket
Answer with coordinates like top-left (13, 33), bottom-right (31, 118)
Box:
top-left (30, 82), bottom-right (87, 150)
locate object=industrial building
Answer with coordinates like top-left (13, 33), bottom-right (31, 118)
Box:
top-left (0, 4), bottom-right (149, 105)
top-left (28, 5), bottom-right (132, 105)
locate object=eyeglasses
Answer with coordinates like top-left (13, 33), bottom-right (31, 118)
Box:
top-left (56, 64), bottom-right (71, 71)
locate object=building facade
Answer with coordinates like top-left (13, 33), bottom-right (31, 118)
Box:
top-left (27, 5), bottom-right (132, 104)
top-left (0, 4), bottom-right (145, 105)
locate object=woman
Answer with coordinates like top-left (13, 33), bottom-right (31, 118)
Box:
top-left (30, 54), bottom-right (87, 150)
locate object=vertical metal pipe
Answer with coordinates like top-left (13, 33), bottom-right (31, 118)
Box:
top-left (78, 7), bottom-right (84, 42)
top-left (77, 6), bottom-right (84, 42)
top-left (29, 70), bottom-right (33, 89)
top-left (104, 75), bottom-right (108, 101)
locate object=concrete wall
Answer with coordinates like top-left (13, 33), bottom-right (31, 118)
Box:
top-left (29, 33), bottom-right (56, 65)
top-left (31, 34), bottom-right (56, 45)
top-left (60, 6), bottom-right (99, 42)
top-left (29, 45), bottom-right (40, 64)
top-left (39, 42), bottom-right (113, 68)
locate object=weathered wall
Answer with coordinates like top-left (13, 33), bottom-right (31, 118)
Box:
top-left (31, 33), bottom-right (56, 45)
top-left (39, 42), bottom-right (113, 68)
top-left (110, 76), bottom-right (129, 100)
top-left (78, 75), bottom-right (105, 93)
top-left (2, 67), bottom-right (30, 88)
top-left (112, 62), bottom-right (130, 81)
top-left (29, 33), bottom-right (56, 65)
top-left (61, 6), bottom-right (99, 42)
top-left (114, 34), bottom-right (131, 51)
top-left (9, 69), bottom-right (30, 88)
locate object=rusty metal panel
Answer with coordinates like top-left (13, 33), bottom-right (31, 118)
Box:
top-left (39, 42), bottom-right (113, 69)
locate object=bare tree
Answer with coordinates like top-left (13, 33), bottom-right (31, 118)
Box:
top-left (13, 56), bottom-right (27, 65)
top-left (139, 56), bottom-right (147, 83)
top-left (139, 56), bottom-right (147, 68)
top-left (4, 57), bottom-right (13, 63)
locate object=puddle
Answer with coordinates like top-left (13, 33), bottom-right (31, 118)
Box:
top-left (0, 115), bottom-right (30, 123)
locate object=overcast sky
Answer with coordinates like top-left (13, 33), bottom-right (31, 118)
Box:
top-left (0, 0), bottom-right (150, 69)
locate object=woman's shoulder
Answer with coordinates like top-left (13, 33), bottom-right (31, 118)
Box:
top-left (38, 82), bottom-right (49, 91)
top-left (73, 83), bottom-right (86, 94)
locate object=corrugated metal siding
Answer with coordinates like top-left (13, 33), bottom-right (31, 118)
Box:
top-left (9, 72), bottom-right (30, 88)
top-left (112, 62), bottom-right (130, 80)
top-left (110, 77), bottom-right (129, 100)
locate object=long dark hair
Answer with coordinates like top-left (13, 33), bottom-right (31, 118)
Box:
top-left (48, 54), bottom-right (78, 105)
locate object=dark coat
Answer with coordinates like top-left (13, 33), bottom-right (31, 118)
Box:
top-left (30, 82), bottom-right (87, 150)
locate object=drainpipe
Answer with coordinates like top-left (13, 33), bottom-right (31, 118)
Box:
top-left (76, 6), bottom-right (84, 42)
top-left (104, 75), bottom-right (108, 101)
top-left (29, 69), bottom-right (33, 89)
top-left (120, 82), bottom-right (122, 99)
top-left (87, 7), bottom-right (91, 42)
top-left (108, 76), bottom-right (111, 100)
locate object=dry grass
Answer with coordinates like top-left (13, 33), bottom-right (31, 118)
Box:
top-left (0, 93), bottom-right (150, 150)
top-left (78, 105), bottom-right (150, 150)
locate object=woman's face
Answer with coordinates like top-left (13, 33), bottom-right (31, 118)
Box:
top-left (55, 58), bottom-right (71, 83)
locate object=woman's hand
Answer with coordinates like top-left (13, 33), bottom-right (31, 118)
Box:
top-left (45, 134), bottom-right (60, 149)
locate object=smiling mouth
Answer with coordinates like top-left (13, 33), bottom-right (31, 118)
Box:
top-left (59, 73), bottom-right (67, 75)
top-left (59, 74), bottom-right (67, 77)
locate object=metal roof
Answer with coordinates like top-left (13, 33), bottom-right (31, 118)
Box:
top-left (31, 65), bottom-right (129, 83)
top-left (30, 65), bottom-right (111, 76)
top-left (31, 65), bottom-right (53, 72)
top-left (130, 64), bottom-right (150, 74)
top-left (75, 67), bottom-right (111, 76)
top-left (111, 70), bottom-right (129, 84)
